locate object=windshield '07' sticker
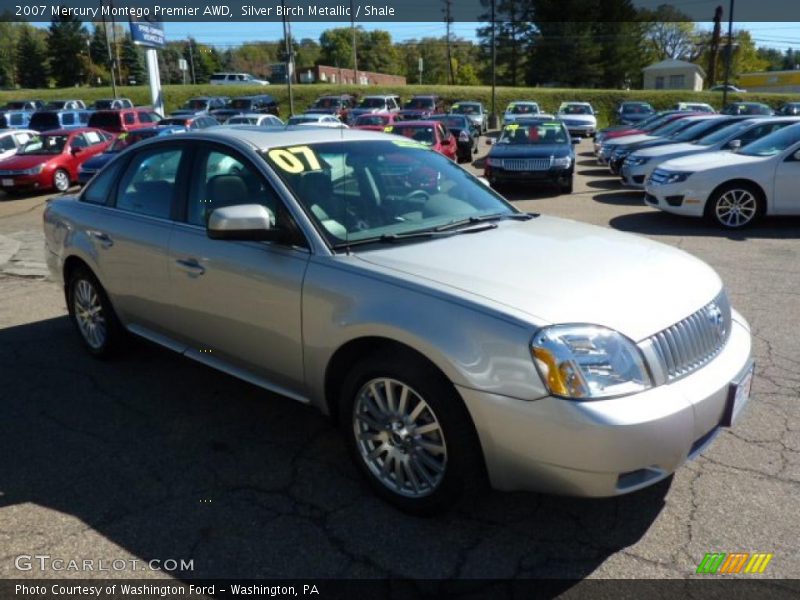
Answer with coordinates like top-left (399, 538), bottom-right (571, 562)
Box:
top-left (384, 126), bottom-right (394, 132)
top-left (391, 140), bottom-right (427, 149)
top-left (267, 146), bottom-right (322, 173)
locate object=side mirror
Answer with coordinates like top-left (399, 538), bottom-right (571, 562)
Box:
top-left (207, 204), bottom-right (276, 241)
top-left (70, 146), bottom-right (82, 155)
top-left (728, 139), bottom-right (741, 151)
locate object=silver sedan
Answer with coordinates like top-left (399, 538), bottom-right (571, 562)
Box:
top-left (43, 127), bottom-right (753, 514)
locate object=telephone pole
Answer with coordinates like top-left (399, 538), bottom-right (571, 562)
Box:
top-left (722, 0), bottom-right (735, 106)
top-left (350, 0), bottom-right (358, 84)
top-left (444, 0), bottom-right (454, 85)
top-left (282, 0), bottom-right (295, 115)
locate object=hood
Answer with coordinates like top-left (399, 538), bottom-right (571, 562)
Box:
top-left (0, 153), bottom-right (54, 170)
top-left (659, 150), bottom-right (761, 172)
top-left (399, 109), bottom-right (433, 118)
top-left (606, 134), bottom-right (654, 147)
top-left (353, 216), bottom-right (721, 341)
top-left (636, 142), bottom-right (704, 158)
top-left (558, 115), bottom-right (596, 125)
top-left (489, 143), bottom-right (571, 158)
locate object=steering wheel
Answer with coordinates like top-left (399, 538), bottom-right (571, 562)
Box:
top-left (401, 189), bottom-right (430, 204)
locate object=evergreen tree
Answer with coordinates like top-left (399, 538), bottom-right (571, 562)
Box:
top-left (120, 35), bottom-right (144, 85)
top-left (16, 25), bottom-right (49, 89)
top-left (48, 13), bottom-right (89, 87)
top-left (89, 23), bottom-right (110, 69)
top-left (0, 22), bottom-right (20, 88)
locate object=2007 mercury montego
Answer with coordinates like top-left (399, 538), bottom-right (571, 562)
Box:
top-left (43, 127), bottom-right (753, 514)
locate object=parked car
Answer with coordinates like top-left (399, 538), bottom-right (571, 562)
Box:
top-left (555, 102), bottom-right (597, 138)
top-left (305, 95), bottom-right (356, 123)
top-left (450, 101), bottom-right (488, 134)
top-left (29, 110), bottom-right (93, 132)
top-left (597, 113), bottom-right (702, 165)
top-left (645, 121), bottom-right (800, 228)
top-left (0, 110), bottom-right (33, 129)
top-left (349, 95), bottom-right (401, 122)
top-left (398, 95), bottom-right (443, 121)
top-left (352, 113), bottom-right (401, 131)
top-left (673, 102), bottom-right (716, 113)
top-left (616, 101), bottom-right (655, 125)
top-left (485, 119), bottom-right (577, 192)
top-left (209, 72), bottom-right (269, 86)
top-left (621, 117), bottom-right (798, 188)
top-left (710, 84), bottom-right (746, 93)
top-left (43, 127), bottom-right (753, 514)
top-left (776, 102), bottom-right (800, 116)
top-left (287, 114), bottom-right (346, 128)
top-left (78, 126), bottom-right (186, 185)
top-left (721, 102), bottom-right (773, 116)
top-left (594, 110), bottom-right (683, 147)
top-left (2, 100), bottom-right (44, 112)
top-left (385, 120), bottom-right (457, 161)
top-left (0, 128), bottom-right (111, 193)
top-left (88, 108), bottom-right (162, 134)
top-left (91, 98), bottom-right (134, 110)
top-left (171, 97), bottom-right (229, 117)
top-left (0, 129), bottom-right (37, 161)
top-left (224, 114), bottom-right (284, 127)
top-left (44, 100), bottom-right (87, 111)
top-left (158, 115), bottom-right (220, 130)
top-left (211, 95), bottom-right (280, 121)
top-left (503, 101), bottom-right (545, 126)
top-left (428, 114), bottom-right (479, 163)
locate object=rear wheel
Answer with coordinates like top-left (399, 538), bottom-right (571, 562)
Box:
top-left (340, 351), bottom-right (485, 515)
top-left (707, 183), bottom-right (763, 229)
top-left (53, 169), bottom-right (70, 192)
top-left (67, 267), bottom-right (126, 357)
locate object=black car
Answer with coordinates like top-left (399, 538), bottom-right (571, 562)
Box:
top-left (484, 119), bottom-right (577, 193)
top-left (210, 94), bottom-right (279, 121)
top-left (721, 102), bottom-right (773, 116)
top-left (428, 114), bottom-right (478, 163)
top-left (616, 101), bottom-right (655, 125)
top-left (776, 102), bottom-right (800, 116)
top-left (171, 96), bottom-right (230, 117)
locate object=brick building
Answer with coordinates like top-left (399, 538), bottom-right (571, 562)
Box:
top-left (295, 65), bottom-right (406, 86)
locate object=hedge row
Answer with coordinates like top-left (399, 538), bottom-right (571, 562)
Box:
top-left (2, 84), bottom-right (798, 129)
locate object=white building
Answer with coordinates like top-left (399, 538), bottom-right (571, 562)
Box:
top-left (642, 59), bottom-right (705, 92)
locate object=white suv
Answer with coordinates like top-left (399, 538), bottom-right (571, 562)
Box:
top-left (644, 122), bottom-right (800, 228)
top-left (210, 73), bottom-right (269, 86)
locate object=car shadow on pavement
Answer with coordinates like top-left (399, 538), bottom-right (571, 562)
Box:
top-left (610, 211), bottom-right (800, 240)
top-left (592, 191), bottom-right (647, 206)
top-left (585, 178), bottom-right (626, 190)
top-left (0, 316), bottom-right (669, 582)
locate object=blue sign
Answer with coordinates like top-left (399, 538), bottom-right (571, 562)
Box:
top-left (129, 18), bottom-right (165, 49)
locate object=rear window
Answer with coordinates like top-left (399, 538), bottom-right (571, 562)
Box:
top-left (10, 114), bottom-right (25, 126)
top-left (230, 99), bottom-right (254, 109)
top-left (89, 112), bottom-right (122, 128)
top-left (210, 74), bottom-right (226, 81)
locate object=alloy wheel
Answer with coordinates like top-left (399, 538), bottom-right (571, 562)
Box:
top-left (54, 170), bottom-right (70, 192)
top-left (715, 188), bottom-right (758, 228)
top-left (73, 279), bottom-right (106, 350)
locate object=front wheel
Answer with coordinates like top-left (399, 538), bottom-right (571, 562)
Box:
top-left (707, 184), bottom-right (763, 229)
top-left (53, 169), bottom-right (70, 193)
top-left (67, 267), bottom-right (126, 357)
top-left (340, 352), bottom-right (485, 515)
top-left (560, 177), bottom-right (574, 194)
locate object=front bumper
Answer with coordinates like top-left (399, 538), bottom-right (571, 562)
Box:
top-left (458, 313), bottom-right (752, 496)
top-left (565, 124), bottom-right (596, 137)
top-left (0, 173), bottom-right (47, 192)
top-left (644, 180), bottom-right (712, 217)
top-left (486, 166), bottom-right (572, 185)
top-left (620, 161), bottom-right (653, 189)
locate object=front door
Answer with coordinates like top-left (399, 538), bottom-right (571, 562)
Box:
top-left (772, 142), bottom-right (800, 215)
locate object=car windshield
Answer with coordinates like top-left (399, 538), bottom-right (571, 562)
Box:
top-left (622, 103), bottom-right (653, 114)
top-left (262, 140), bottom-right (514, 246)
top-left (651, 118), bottom-right (696, 137)
top-left (359, 98), bottom-right (386, 108)
top-left (94, 100), bottom-right (114, 109)
top-left (404, 98), bottom-right (435, 109)
top-left (229, 99), bottom-right (254, 109)
top-left (727, 104), bottom-right (771, 115)
top-left (738, 124), bottom-right (800, 157)
top-left (695, 120), bottom-right (752, 146)
top-left (313, 98), bottom-right (341, 108)
top-left (671, 119), bottom-right (724, 141)
top-left (19, 134), bottom-right (68, 155)
top-left (288, 116), bottom-right (318, 124)
top-left (89, 112), bottom-right (121, 127)
top-left (388, 125), bottom-right (436, 145)
top-left (228, 117), bottom-right (258, 124)
top-left (452, 103), bottom-right (480, 115)
top-left (356, 115), bottom-right (389, 126)
top-left (183, 99), bottom-right (208, 110)
top-left (45, 101), bottom-right (67, 109)
top-left (432, 116), bottom-right (468, 129)
top-left (498, 122), bottom-right (568, 145)
top-left (640, 114), bottom-right (677, 132)
top-left (507, 103), bottom-right (539, 115)
top-left (560, 105), bottom-right (591, 115)
top-left (159, 118), bottom-right (187, 126)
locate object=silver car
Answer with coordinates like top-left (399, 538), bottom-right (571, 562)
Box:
top-left (43, 128), bottom-right (754, 514)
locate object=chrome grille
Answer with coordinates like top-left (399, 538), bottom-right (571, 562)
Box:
top-left (500, 158), bottom-right (552, 171)
top-left (645, 292), bottom-right (732, 382)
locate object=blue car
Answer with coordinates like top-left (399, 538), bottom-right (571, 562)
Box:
top-left (0, 110), bottom-right (33, 129)
top-left (78, 125), bottom-right (186, 185)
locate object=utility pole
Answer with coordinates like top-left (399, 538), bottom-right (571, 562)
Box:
top-left (109, 1), bottom-right (121, 88)
top-left (444, 0), bottom-right (454, 85)
top-left (350, 0), bottom-right (358, 84)
top-left (187, 39), bottom-right (196, 84)
top-left (722, 0), bottom-right (735, 107)
top-left (489, 0), bottom-right (497, 129)
top-left (282, 0), bottom-right (295, 115)
top-left (100, 3), bottom-right (117, 97)
top-left (708, 5), bottom-right (723, 87)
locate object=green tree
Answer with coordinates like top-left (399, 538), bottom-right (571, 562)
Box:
top-left (89, 22), bottom-right (110, 69)
top-left (120, 35), bottom-right (144, 85)
top-left (755, 47), bottom-right (783, 71)
top-left (640, 4), bottom-right (703, 61)
top-left (783, 48), bottom-right (798, 70)
top-left (319, 27), bottom-right (368, 69)
top-left (16, 25), bottom-right (49, 88)
top-left (360, 30), bottom-right (398, 74)
top-left (0, 21), bottom-right (21, 88)
top-left (477, 0), bottom-right (535, 87)
top-left (48, 13), bottom-right (89, 87)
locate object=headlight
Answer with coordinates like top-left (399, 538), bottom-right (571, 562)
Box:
top-left (552, 156), bottom-right (572, 168)
top-left (627, 155), bottom-right (650, 166)
top-left (531, 325), bottom-right (653, 399)
top-left (22, 164), bottom-right (44, 175)
top-left (486, 157), bottom-right (503, 167)
top-left (662, 171), bottom-right (693, 184)
top-left (458, 130), bottom-right (470, 142)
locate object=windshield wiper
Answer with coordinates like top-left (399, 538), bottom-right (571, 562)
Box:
top-left (333, 220), bottom-right (517, 251)
top-left (434, 212), bottom-right (535, 232)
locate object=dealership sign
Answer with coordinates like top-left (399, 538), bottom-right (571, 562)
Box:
top-left (129, 17), bottom-right (166, 49)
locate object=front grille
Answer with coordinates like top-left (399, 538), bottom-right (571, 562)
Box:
top-left (499, 158), bottom-right (552, 171)
top-left (649, 169), bottom-right (670, 185)
top-left (645, 292), bottom-right (732, 382)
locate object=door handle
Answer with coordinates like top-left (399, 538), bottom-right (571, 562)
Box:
top-left (87, 230), bottom-right (113, 248)
top-left (175, 258), bottom-right (206, 276)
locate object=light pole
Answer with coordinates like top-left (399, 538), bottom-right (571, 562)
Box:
top-left (489, 0), bottom-right (498, 130)
top-left (722, 0), bottom-right (735, 107)
top-left (282, 0), bottom-right (295, 115)
top-left (350, 0), bottom-right (358, 85)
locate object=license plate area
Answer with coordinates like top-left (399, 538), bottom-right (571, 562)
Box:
top-left (721, 361), bottom-right (754, 427)
top-left (1, 178), bottom-right (13, 187)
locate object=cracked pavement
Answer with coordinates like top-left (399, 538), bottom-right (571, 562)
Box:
top-left (0, 140), bottom-right (798, 584)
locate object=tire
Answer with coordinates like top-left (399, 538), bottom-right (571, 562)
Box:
top-left (67, 266), bottom-right (127, 358)
top-left (560, 177), bottom-right (574, 194)
top-left (53, 169), bottom-right (70, 193)
top-left (339, 351), bottom-right (485, 515)
top-left (706, 183), bottom-right (764, 229)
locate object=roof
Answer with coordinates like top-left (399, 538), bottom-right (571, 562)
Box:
top-left (180, 126), bottom-right (397, 151)
top-left (643, 59), bottom-right (706, 77)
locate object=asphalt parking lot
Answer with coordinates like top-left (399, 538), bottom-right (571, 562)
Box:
top-left (1, 138), bottom-right (799, 583)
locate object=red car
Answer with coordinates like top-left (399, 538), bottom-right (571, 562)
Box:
top-left (385, 120), bottom-right (458, 161)
top-left (0, 128), bottom-right (111, 194)
top-left (601, 112), bottom-right (703, 142)
top-left (352, 113), bottom-right (401, 131)
top-left (87, 108), bottom-right (162, 134)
